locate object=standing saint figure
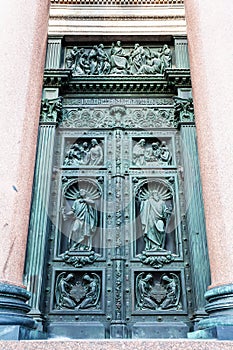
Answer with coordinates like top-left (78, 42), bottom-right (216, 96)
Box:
top-left (133, 139), bottom-right (146, 166)
top-left (89, 139), bottom-right (103, 165)
top-left (160, 141), bottom-right (172, 164)
top-left (65, 188), bottom-right (98, 251)
top-left (139, 188), bottom-right (172, 251)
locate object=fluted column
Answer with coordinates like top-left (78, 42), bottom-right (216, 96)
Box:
top-left (45, 36), bottom-right (63, 69)
top-left (184, 0), bottom-right (233, 338)
top-left (0, 0), bottom-right (50, 339)
top-left (24, 92), bottom-right (62, 326)
top-left (174, 93), bottom-right (210, 326)
top-left (174, 36), bottom-right (190, 69)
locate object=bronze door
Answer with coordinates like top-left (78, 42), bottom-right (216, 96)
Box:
top-left (43, 96), bottom-right (194, 339)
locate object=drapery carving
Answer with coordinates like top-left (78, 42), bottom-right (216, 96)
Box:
top-left (65, 42), bottom-right (172, 76)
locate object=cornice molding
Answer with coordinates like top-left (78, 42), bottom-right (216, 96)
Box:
top-left (49, 15), bottom-right (185, 21)
top-left (43, 68), bottom-right (191, 94)
top-left (48, 4), bottom-right (186, 36)
top-left (50, 0), bottom-right (184, 5)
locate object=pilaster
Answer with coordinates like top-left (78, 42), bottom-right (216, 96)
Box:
top-left (174, 36), bottom-right (190, 68)
top-left (45, 36), bottom-right (63, 69)
top-left (24, 90), bottom-right (62, 326)
top-left (174, 90), bottom-right (210, 326)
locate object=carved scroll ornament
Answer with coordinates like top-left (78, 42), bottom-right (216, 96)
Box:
top-left (60, 107), bottom-right (175, 129)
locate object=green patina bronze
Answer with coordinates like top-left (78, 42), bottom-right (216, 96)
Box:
top-left (24, 39), bottom-right (210, 340)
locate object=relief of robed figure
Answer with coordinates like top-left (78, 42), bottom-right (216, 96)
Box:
top-left (55, 272), bottom-right (101, 310)
top-left (62, 182), bottom-right (101, 252)
top-left (135, 272), bottom-right (181, 311)
top-left (138, 182), bottom-right (173, 252)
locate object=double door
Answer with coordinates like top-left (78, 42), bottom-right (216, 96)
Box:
top-left (45, 98), bottom-right (193, 338)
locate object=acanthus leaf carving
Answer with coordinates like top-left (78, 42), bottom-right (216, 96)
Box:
top-left (40, 96), bottom-right (63, 124)
top-left (60, 251), bottom-right (99, 268)
top-left (137, 252), bottom-right (175, 268)
top-left (173, 96), bottom-right (194, 124)
top-left (59, 106), bottom-right (175, 129)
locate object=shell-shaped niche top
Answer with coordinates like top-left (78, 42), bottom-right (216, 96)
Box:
top-left (135, 179), bottom-right (174, 202)
top-left (62, 178), bottom-right (102, 201)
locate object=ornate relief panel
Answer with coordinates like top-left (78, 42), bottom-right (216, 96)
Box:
top-left (64, 42), bottom-right (172, 77)
top-left (41, 92), bottom-right (195, 339)
top-left (22, 33), bottom-right (210, 340)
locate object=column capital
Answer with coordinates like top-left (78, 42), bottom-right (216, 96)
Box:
top-left (40, 96), bottom-right (63, 125)
top-left (173, 96), bottom-right (195, 126)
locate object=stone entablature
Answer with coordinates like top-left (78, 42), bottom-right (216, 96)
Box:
top-left (48, 8), bottom-right (186, 36)
top-left (49, 0), bottom-right (185, 36)
top-left (50, 0), bottom-right (184, 5)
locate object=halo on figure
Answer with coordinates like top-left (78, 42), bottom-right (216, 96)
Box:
top-left (63, 178), bottom-right (102, 201)
top-left (135, 178), bottom-right (173, 201)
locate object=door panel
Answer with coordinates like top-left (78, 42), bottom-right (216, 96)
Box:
top-left (44, 97), bottom-right (192, 339)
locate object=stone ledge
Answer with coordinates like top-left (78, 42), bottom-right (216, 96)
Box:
top-left (0, 339), bottom-right (233, 350)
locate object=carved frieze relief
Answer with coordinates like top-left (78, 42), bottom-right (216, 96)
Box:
top-left (132, 138), bottom-right (172, 167)
top-left (63, 138), bottom-right (104, 167)
top-left (65, 42), bottom-right (172, 77)
top-left (60, 106), bottom-right (176, 129)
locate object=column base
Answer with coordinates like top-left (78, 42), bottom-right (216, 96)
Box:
top-left (188, 326), bottom-right (233, 340)
top-left (189, 284), bottom-right (233, 340)
top-left (0, 282), bottom-right (36, 339)
top-left (0, 325), bottom-right (46, 340)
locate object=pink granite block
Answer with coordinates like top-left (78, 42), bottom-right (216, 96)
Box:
top-left (184, 0), bottom-right (233, 288)
top-left (0, 339), bottom-right (233, 350)
top-left (0, 0), bottom-right (50, 286)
